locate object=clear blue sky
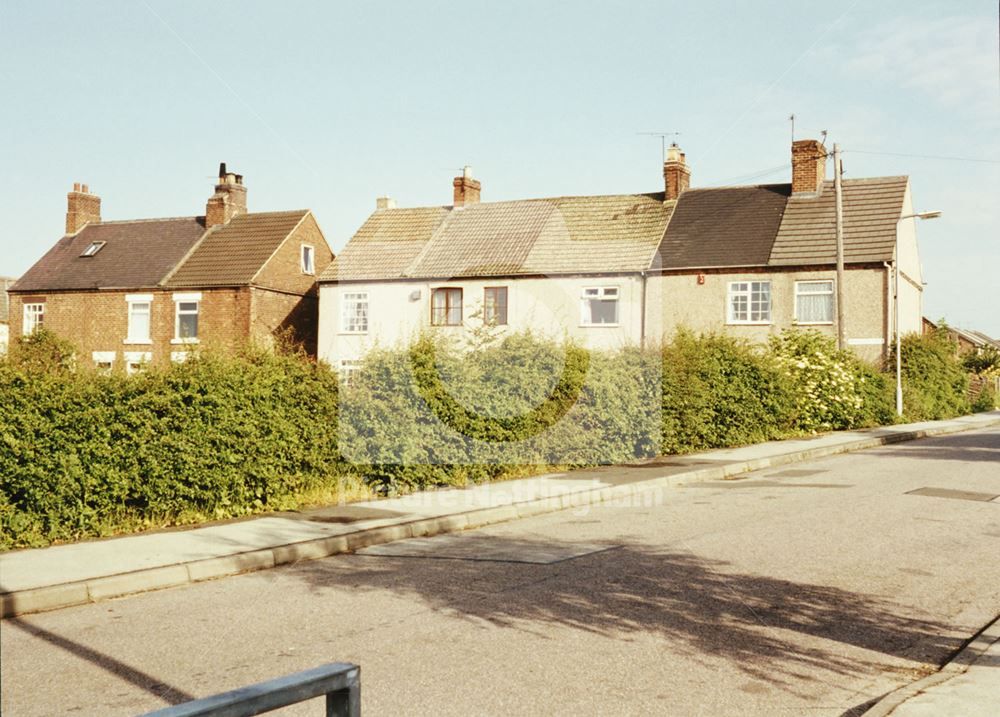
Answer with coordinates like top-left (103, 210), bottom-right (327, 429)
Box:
top-left (2, 1), bottom-right (997, 334)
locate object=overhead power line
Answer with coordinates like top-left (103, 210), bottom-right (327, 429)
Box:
top-left (846, 150), bottom-right (1000, 164)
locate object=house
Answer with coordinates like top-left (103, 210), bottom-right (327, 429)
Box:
top-left (923, 318), bottom-right (1000, 356)
top-left (8, 165), bottom-right (334, 371)
top-left (317, 138), bottom-right (925, 370)
top-left (0, 276), bottom-right (16, 355)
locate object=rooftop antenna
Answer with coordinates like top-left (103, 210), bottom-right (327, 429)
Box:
top-left (638, 132), bottom-right (681, 162)
top-left (789, 114), bottom-right (795, 143)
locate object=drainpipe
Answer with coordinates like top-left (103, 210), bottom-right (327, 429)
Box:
top-left (883, 261), bottom-right (893, 363)
top-left (640, 270), bottom-right (648, 349)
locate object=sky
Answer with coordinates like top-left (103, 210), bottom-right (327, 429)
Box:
top-left (1, 0), bottom-right (998, 334)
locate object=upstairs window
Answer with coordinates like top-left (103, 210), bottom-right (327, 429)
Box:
top-left (341, 292), bottom-right (369, 333)
top-left (172, 293), bottom-right (201, 342)
top-left (80, 241), bottom-right (106, 257)
top-left (728, 281), bottom-right (771, 324)
top-left (126, 294), bottom-right (152, 344)
top-left (581, 287), bottom-right (619, 325)
top-left (301, 245), bottom-right (315, 274)
top-left (431, 287), bottom-right (463, 326)
top-left (484, 287), bottom-right (508, 326)
top-left (795, 280), bottom-right (834, 324)
top-left (23, 303), bottom-right (44, 335)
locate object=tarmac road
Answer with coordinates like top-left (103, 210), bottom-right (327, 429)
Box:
top-left (2, 425), bottom-right (999, 716)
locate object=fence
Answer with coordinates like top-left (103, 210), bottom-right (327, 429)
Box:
top-left (139, 662), bottom-right (360, 717)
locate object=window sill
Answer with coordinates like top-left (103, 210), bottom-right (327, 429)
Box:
top-left (580, 323), bottom-right (620, 328)
top-left (794, 321), bottom-right (834, 326)
top-left (170, 338), bottom-right (200, 345)
top-left (726, 321), bottom-right (772, 326)
top-left (338, 331), bottom-right (369, 336)
top-left (123, 339), bottom-right (153, 345)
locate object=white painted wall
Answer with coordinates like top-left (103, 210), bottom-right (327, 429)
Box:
top-left (318, 275), bottom-right (646, 367)
top-left (895, 183), bottom-right (924, 336)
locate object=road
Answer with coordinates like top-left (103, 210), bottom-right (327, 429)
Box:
top-left (2, 426), bottom-right (999, 716)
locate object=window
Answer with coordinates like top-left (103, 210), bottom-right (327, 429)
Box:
top-left (727, 281), bottom-right (771, 324)
top-left (301, 245), bottom-right (315, 274)
top-left (92, 351), bottom-right (115, 374)
top-left (581, 287), bottom-right (619, 325)
top-left (125, 294), bottom-right (152, 344)
top-left (339, 359), bottom-right (363, 385)
top-left (341, 292), bottom-right (369, 333)
top-left (795, 280), bottom-right (834, 324)
top-left (431, 287), bottom-right (463, 326)
top-left (23, 303), bottom-right (44, 335)
top-left (483, 287), bottom-right (508, 325)
top-left (80, 241), bottom-right (106, 257)
top-left (124, 351), bottom-right (151, 376)
top-left (172, 292), bottom-right (201, 343)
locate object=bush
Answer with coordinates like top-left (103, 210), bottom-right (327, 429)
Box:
top-left (895, 328), bottom-right (971, 421)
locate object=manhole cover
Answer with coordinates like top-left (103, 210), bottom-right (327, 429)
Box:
top-left (357, 535), bottom-right (619, 564)
top-left (906, 487), bottom-right (1000, 503)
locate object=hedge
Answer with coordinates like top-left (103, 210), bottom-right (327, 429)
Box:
top-left (0, 327), bottom-right (984, 549)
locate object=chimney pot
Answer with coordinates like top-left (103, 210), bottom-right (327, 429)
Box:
top-left (81, 184), bottom-right (88, 194)
top-left (376, 196), bottom-right (396, 210)
top-left (663, 144), bottom-right (691, 201)
top-left (73, 182), bottom-right (81, 192)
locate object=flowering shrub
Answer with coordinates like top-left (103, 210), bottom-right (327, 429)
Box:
top-left (770, 330), bottom-right (892, 432)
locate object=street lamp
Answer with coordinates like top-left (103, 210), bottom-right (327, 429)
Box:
top-left (895, 210), bottom-right (941, 417)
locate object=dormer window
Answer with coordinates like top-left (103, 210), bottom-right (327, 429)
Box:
top-left (80, 241), bottom-right (106, 257)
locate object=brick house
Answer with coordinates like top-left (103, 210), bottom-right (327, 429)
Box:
top-left (9, 165), bottom-right (334, 371)
top-left (318, 138), bottom-right (926, 370)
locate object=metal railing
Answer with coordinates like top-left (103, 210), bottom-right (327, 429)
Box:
top-left (139, 662), bottom-right (360, 717)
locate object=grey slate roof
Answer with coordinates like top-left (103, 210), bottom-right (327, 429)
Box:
top-left (12, 218), bottom-right (206, 292)
top-left (323, 193), bottom-right (675, 281)
top-left (654, 184), bottom-right (790, 269)
top-left (770, 177), bottom-right (909, 265)
top-left (13, 210), bottom-right (311, 293)
top-left (165, 210), bottom-right (309, 287)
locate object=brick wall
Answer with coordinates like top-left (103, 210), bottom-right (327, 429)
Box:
top-left (8, 287), bottom-right (251, 369)
top-left (250, 287), bottom-right (319, 354)
top-left (254, 212), bottom-right (334, 295)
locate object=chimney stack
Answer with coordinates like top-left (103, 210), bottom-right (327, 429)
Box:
top-left (663, 143), bottom-right (691, 201)
top-left (453, 166), bottom-right (481, 207)
top-left (376, 196), bottom-right (396, 210)
top-left (791, 139), bottom-right (827, 196)
top-left (66, 183), bottom-right (101, 235)
top-left (205, 162), bottom-right (248, 227)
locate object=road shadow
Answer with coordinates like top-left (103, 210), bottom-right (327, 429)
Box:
top-left (872, 431), bottom-right (1000, 464)
top-left (6, 617), bottom-right (195, 706)
top-left (278, 534), bottom-right (959, 688)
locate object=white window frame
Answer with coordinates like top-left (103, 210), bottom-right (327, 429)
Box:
top-left (580, 286), bottom-right (620, 327)
top-left (339, 359), bottom-right (363, 385)
top-left (124, 351), bottom-right (151, 376)
top-left (22, 303), bottom-right (45, 335)
top-left (92, 351), bottom-right (115, 374)
top-left (171, 292), bottom-right (201, 344)
top-left (301, 244), bottom-right (315, 275)
top-left (80, 241), bottom-right (106, 257)
top-left (794, 280), bottom-right (835, 325)
top-left (727, 281), bottom-right (772, 325)
top-left (170, 351), bottom-right (190, 363)
top-left (340, 291), bottom-right (369, 334)
top-left (125, 293), bottom-right (153, 345)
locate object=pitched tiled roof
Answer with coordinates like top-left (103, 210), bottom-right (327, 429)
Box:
top-left (769, 177), bottom-right (909, 265)
top-left (323, 194), bottom-right (674, 281)
top-left (165, 210), bottom-right (309, 287)
top-left (654, 184), bottom-right (790, 269)
top-left (11, 218), bottom-right (206, 292)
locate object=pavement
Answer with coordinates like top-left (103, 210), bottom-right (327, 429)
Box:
top-left (2, 411), bottom-right (998, 620)
top-left (862, 616), bottom-right (1000, 717)
top-left (2, 419), bottom-right (999, 715)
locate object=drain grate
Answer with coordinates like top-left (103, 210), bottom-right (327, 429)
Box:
top-left (906, 487), bottom-right (1000, 503)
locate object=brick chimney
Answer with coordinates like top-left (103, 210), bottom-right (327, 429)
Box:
top-left (663, 143), bottom-right (691, 201)
top-left (205, 162), bottom-right (247, 227)
top-left (66, 182), bottom-right (101, 234)
top-left (453, 166), bottom-right (481, 207)
top-left (791, 139), bottom-right (827, 196)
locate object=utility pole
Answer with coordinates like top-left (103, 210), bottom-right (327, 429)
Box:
top-left (833, 143), bottom-right (846, 351)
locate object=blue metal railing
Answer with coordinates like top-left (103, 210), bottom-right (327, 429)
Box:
top-left (139, 662), bottom-right (360, 717)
